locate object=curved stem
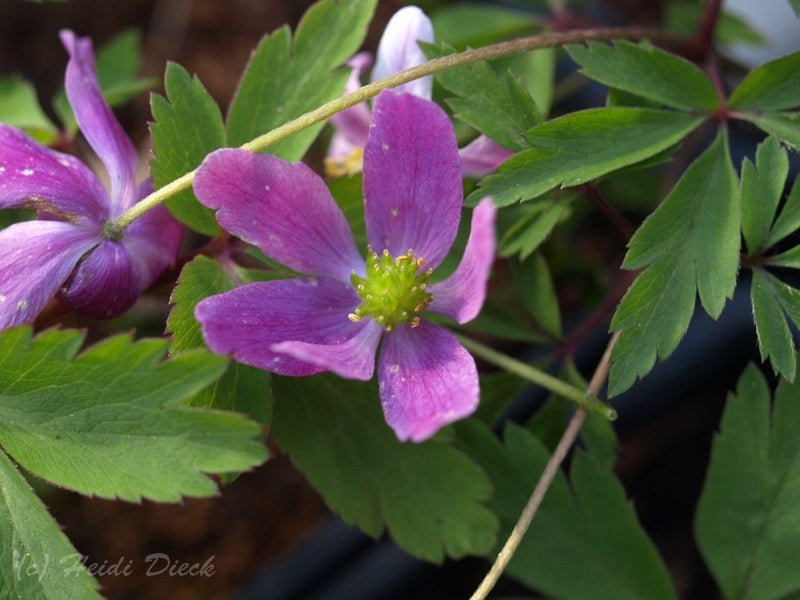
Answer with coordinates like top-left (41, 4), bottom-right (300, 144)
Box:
top-left (454, 333), bottom-right (617, 420)
top-left (110, 26), bottom-right (672, 233)
top-left (469, 331), bottom-right (621, 600)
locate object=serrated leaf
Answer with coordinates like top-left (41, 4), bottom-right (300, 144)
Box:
top-left (167, 256), bottom-right (271, 425)
top-left (751, 269), bottom-right (797, 380)
top-left (512, 254), bottom-right (562, 338)
top-left (696, 364), bottom-right (800, 600)
top-left (729, 51), bottom-right (800, 112)
top-left (0, 450), bottom-right (101, 600)
top-left (150, 63), bottom-right (226, 236)
top-left (742, 136), bottom-right (788, 255)
top-left (743, 112), bottom-right (800, 150)
top-left (271, 374), bottom-right (498, 562)
top-left (0, 327), bottom-right (266, 502)
top-left (610, 131), bottom-right (739, 394)
top-left (498, 194), bottom-right (573, 259)
top-left (457, 421), bottom-right (676, 600)
top-left (468, 108), bottom-right (704, 207)
top-left (567, 41), bottom-right (719, 111)
top-left (424, 42), bottom-right (541, 151)
top-left (0, 76), bottom-right (58, 143)
top-left (767, 175), bottom-right (800, 248)
top-left (226, 0), bottom-right (377, 159)
top-left (54, 29), bottom-right (155, 133)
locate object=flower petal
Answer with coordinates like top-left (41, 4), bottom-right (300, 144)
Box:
top-left (195, 278), bottom-right (363, 376)
top-left (364, 90), bottom-right (462, 269)
top-left (458, 135), bottom-right (514, 178)
top-left (429, 199), bottom-right (496, 323)
top-left (61, 30), bottom-right (138, 214)
top-left (272, 319), bottom-right (382, 381)
top-left (0, 220), bottom-right (99, 330)
top-left (329, 52), bottom-right (373, 157)
top-left (378, 321), bottom-right (479, 442)
top-left (123, 180), bottom-right (183, 292)
top-left (0, 124), bottom-right (107, 223)
top-left (194, 148), bottom-right (363, 282)
top-left (60, 240), bottom-right (139, 318)
top-left (372, 6), bottom-right (434, 98)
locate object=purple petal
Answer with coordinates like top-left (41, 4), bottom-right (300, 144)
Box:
top-left (195, 277), bottom-right (363, 376)
top-left (272, 319), bottom-right (382, 381)
top-left (60, 240), bottom-right (139, 318)
top-left (329, 52), bottom-right (373, 157)
top-left (61, 30), bottom-right (138, 214)
top-left (363, 90), bottom-right (462, 269)
top-left (458, 135), bottom-right (514, 178)
top-left (194, 148), bottom-right (363, 282)
top-left (0, 124), bottom-right (107, 223)
top-left (372, 6), bottom-right (434, 98)
top-left (429, 199), bottom-right (496, 323)
top-left (378, 321), bottom-right (479, 442)
top-left (0, 220), bottom-right (99, 330)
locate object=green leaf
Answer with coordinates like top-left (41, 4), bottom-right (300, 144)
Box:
top-left (0, 327), bottom-right (266, 502)
top-left (567, 41), bottom-right (719, 111)
top-left (457, 421), bottom-right (677, 600)
top-left (741, 136), bottom-right (788, 255)
top-left (743, 112), bottom-right (800, 150)
top-left (431, 3), bottom-right (539, 50)
top-left (792, 0), bottom-right (800, 16)
top-left (458, 300), bottom-right (547, 344)
top-left (226, 0), bottom-right (377, 159)
top-left (271, 374), bottom-right (498, 562)
top-left (0, 450), bottom-right (101, 599)
top-left (55, 29), bottom-right (155, 133)
top-left (150, 63), bottom-right (226, 236)
top-left (729, 51), bottom-right (800, 112)
top-left (467, 108), bottom-right (704, 207)
top-left (167, 256), bottom-right (271, 425)
top-left (0, 76), bottom-right (58, 143)
top-left (751, 269), bottom-right (798, 380)
top-left (473, 372), bottom-right (527, 426)
top-left (767, 175), bottom-right (800, 247)
top-left (512, 254), bottom-right (562, 338)
top-left (610, 131), bottom-right (739, 395)
top-left (424, 43), bottom-right (541, 150)
top-left (498, 194), bottom-right (574, 259)
top-left (696, 364), bottom-right (800, 600)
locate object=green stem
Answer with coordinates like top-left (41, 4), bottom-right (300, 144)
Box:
top-left (454, 334), bottom-right (617, 420)
top-left (109, 25), bottom-right (671, 233)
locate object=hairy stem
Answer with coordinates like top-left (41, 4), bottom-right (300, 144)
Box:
top-left (455, 333), bottom-right (617, 420)
top-left (469, 331), bottom-right (621, 600)
top-left (109, 26), bottom-right (671, 233)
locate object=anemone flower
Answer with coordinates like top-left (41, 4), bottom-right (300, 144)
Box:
top-left (194, 90), bottom-right (496, 442)
top-left (0, 31), bottom-right (182, 330)
top-left (325, 5), bottom-right (512, 179)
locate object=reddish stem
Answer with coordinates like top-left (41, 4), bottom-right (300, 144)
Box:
top-left (696, 0), bottom-right (723, 59)
top-left (583, 184), bottom-right (636, 240)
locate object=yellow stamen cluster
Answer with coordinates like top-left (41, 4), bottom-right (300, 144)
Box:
top-left (349, 248), bottom-right (434, 332)
top-left (324, 146), bottom-right (364, 178)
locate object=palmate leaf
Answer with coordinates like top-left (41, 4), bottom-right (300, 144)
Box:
top-left (696, 365), bottom-right (800, 600)
top-left (226, 0), bottom-right (377, 159)
top-left (150, 63), bottom-right (227, 236)
top-left (741, 136), bottom-right (789, 255)
top-left (729, 51), bottom-right (800, 112)
top-left (271, 374), bottom-right (498, 563)
top-left (609, 130), bottom-right (739, 395)
top-left (167, 256), bottom-right (271, 425)
top-left (467, 108), bottom-right (704, 207)
top-left (751, 269), bottom-right (800, 381)
top-left (0, 450), bottom-right (100, 600)
top-left (457, 421), bottom-right (676, 600)
top-left (567, 41), bottom-right (719, 111)
top-left (0, 327), bottom-right (266, 502)
top-left (744, 112), bottom-right (800, 150)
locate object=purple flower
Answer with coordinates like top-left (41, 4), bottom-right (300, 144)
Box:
top-left (0, 31), bottom-right (182, 330)
top-left (325, 5), bottom-right (512, 179)
top-left (194, 90), bottom-right (496, 442)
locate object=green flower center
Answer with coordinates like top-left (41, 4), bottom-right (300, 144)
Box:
top-left (349, 248), bottom-right (434, 331)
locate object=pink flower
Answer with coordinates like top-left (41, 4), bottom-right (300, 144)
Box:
top-left (194, 90), bottom-right (496, 442)
top-left (0, 31), bottom-right (182, 329)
